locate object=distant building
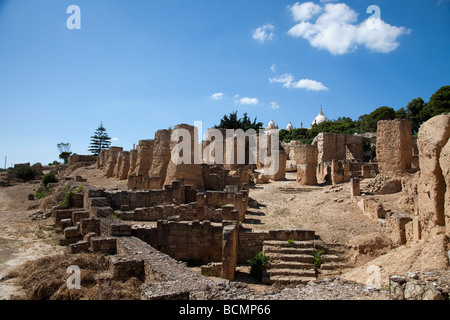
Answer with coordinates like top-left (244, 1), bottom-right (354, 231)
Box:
top-left (265, 119), bottom-right (279, 135)
top-left (286, 122), bottom-right (294, 131)
top-left (311, 106), bottom-right (329, 128)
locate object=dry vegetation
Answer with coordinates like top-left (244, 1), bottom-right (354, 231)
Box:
top-left (5, 253), bottom-right (141, 300)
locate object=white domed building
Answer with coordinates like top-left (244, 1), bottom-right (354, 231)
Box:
top-left (286, 122), bottom-right (294, 131)
top-left (265, 119), bottom-right (279, 135)
top-left (311, 107), bottom-right (329, 127)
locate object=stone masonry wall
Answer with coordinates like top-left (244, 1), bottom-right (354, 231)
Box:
top-left (377, 119), bottom-right (413, 177)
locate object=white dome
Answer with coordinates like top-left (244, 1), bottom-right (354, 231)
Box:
top-left (286, 122), bottom-right (294, 131)
top-left (266, 120), bottom-right (278, 130)
top-left (311, 107), bottom-right (329, 126)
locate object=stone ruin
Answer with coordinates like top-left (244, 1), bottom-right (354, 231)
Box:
top-left (284, 132), bottom-right (378, 186)
top-left (53, 116), bottom-right (450, 300)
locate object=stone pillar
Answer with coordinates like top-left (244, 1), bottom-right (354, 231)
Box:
top-left (362, 165), bottom-right (372, 178)
top-left (118, 151), bottom-right (130, 180)
top-left (128, 148), bottom-right (138, 177)
top-left (351, 178), bottom-right (360, 198)
top-left (105, 147), bottom-right (123, 178)
top-left (164, 124), bottom-right (204, 190)
top-left (148, 129), bottom-right (172, 189)
top-left (134, 140), bottom-right (154, 176)
top-left (418, 115), bottom-right (450, 239)
top-left (376, 119), bottom-right (413, 177)
top-left (222, 223), bottom-right (238, 280)
top-left (294, 144), bottom-right (318, 185)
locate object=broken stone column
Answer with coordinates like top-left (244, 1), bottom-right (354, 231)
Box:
top-left (134, 140), bottom-right (154, 176)
top-left (118, 151), bottom-right (130, 180)
top-left (128, 148), bottom-right (138, 177)
top-left (351, 178), bottom-right (361, 198)
top-left (105, 147), bottom-right (123, 178)
top-left (164, 124), bottom-right (204, 190)
top-left (222, 223), bottom-right (238, 281)
top-left (377, 119), bottom-right (413, 177)
top-left (148, 129), bottom-right (172, 189)
top-left (113, 152), bottom-right (123, 178)
top-left (418, 114), bottom-right (450, 239)
top-left (294, 144), bottom-right (318, 185)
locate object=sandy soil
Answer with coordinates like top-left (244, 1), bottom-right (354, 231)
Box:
top-left (0, 184), bottom-right (65, 300)
top-left (245, 172), bottom-right (383, 244)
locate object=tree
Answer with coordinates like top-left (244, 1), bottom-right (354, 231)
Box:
top-left (88, 123), bottom-right (112, 156)
top-left (404, 97), bottom-right (426, 133)
top-left (360, 106), bottom-right (396, 132)
top-left (420, 85), bottom-right (450, 122)
top-left (57, 143), bottom-right (72, 164)
top-left (214, 111), bottom-right (264, 131)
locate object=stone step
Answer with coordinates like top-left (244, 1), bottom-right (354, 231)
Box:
top-left (322, 254), bottom-right (340, 263)
top-left (262, 275), bottom-right (315, 285)
top-left (320, 262), bottom-right (352, 270)
top-left (266, 261), bottom-right (315, 270)
top-left (265, 253), bottom-right (315, 264)
top-left (263, 240), bottom-right (316, 249)
top-left (265, 268), bottom-right (316, 278)
top-left (263, 246), bottom-right (316, 255)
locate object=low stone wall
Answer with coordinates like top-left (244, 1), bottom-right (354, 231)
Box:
top-left (390, 271), bottom-right (449, 300)
top-left (132, 220), bottom-right (223, 265)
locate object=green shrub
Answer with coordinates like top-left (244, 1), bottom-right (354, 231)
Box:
top-left (41, 174), bottom-right (58, 187)
top-left (287, 239), bottom-right (295, 245)
top-left (75, 184), bottom-right (83, 193)
top-left (314, 250), bottom-right (324, 268)
top-left (14, 166), bottom-right (39, 182)
top-left (59, 192), bottom-right (73, 208)
top-left (248, 252), bottom-right (271, 282)
top-left (35, 188), bottom-right (54, 200)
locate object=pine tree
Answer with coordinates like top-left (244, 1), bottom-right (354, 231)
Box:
top-left (88, 123), bottom-right (112, 156)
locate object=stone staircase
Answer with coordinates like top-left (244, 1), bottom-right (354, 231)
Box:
top-left (262, 240), bottom-right (353, 285)
top-left (317, 243), bottom-right (353, 278)
top-left (262, 240), bottom-right (318, 285)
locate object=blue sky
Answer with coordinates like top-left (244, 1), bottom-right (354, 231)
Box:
top-left (0, 0), bottom-right (449, 166)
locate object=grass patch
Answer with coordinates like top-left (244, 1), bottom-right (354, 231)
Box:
top-left (35, 188), bottom-right (55, 200)
top-left (75, 184), bottom-right (83, 193)
top-left (287, 239), bottom-right (295, 245)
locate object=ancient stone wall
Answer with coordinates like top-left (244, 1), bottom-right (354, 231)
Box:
top-left (417, 114), bottom-right (450, 239)
top-left (68, 155), bottom-right (97, 167)
top-left (377, 119), bottom-right (413, 177)
top-left (313, 133), bottom-right (363, 163)
top-left (164, 124), bottom-right (204, 190)
top-left (148, 129), bottom-right (172, 189)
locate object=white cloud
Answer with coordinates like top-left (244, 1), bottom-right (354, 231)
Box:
top-left (111, 137), bottom-right (119, 141)
top-left (292, 79), bottom-right (329, 91)
top-left (235, 97), bottom-right (259, 105)
top-left (270, 102), bottom-right (280, 109)
top-left (269, 73), bottom-right (294, 88)
top-left (270, 73), bottom-right (329, 91)
top-left (270, 64), bottom-right (277, 72)
top-left (290, 2), bottom-right (322, 22)
top-left (288, 2), bottom-right (410, 55)
top-left (252, 23), bottom-right (275, 43)
top-left (210, 92), bottom-right (224, 100)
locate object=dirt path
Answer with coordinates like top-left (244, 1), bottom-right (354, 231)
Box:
top-left (0, 184), bottom-right (64, 300)
top-left (245, 173), bottom-right (382, 244)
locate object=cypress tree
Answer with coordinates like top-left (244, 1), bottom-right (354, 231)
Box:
top-left (88, 123), bottom-right (112, 155)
